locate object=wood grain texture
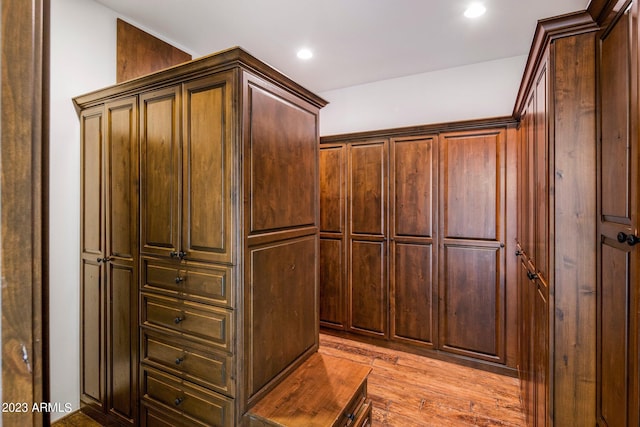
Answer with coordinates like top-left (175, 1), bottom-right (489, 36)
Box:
top-left (116, 19), bottom-right (191, 83)
top-left (319, 334), bottom-right (525, 427)
top-left (1, 2), bottom-right (49, 423)
top-left (247, 353), bottom-right (371, 427)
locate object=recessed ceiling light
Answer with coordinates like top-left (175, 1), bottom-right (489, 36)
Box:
top-left (297, 48), bottom-right (313, 60)
top-left (464, 3), bottom-right (486, 18)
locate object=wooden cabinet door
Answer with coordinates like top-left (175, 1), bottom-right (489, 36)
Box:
top-left (140, 86), bottom-right (181, 258)
top-left (533, 276), bottom-right (549, 427)
top-left (182, 72), bottom-right (234, 263)
top-left (104, 97), bottom-right (138, 425)
top-left (390, 136), bottom-right (437, 347)
top-left (439, 129), bottom-right (506, 363)
top-left (533, 60), bottom-right (549, 281)
top-left (348, 141), bottom-right (388, 337)
top-left (319, 145), bottom-right (346, 329)
top-left (80, 106), bottom-right (106, 412)
top-left (597, 6), bottom-right (640, 426)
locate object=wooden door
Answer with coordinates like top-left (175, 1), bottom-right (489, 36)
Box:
top-left (348, 141), bottom-right (388, 337)
top-left (140, 86), bottom-right (181, 258)
top-left (390, 135), bottom-right (437, 347)
top-left (80, 106), bottom-right (106, 414)
top-left (439, 129), bottom-right (506, 363)
top-left (104, 97), bottom-right (138, 425)
top-left (319, 145), bottom-right (347, 329)
top-left (597, 4), bottom-right (639, 426)
top-left (182, 72), bottom-right (234, 263)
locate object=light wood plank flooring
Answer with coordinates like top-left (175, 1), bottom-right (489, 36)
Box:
top-left (53, 334), bottom-right (525, 426)
top-left (319, 334), bottom-right (525, 427)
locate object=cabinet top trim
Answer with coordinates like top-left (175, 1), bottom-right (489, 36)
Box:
top-left (73, 46), bottom-right (328, 112)
top-left (513, 10), bottom-right (598, 118)
top-left (320, 116), bottom-right (516, 143)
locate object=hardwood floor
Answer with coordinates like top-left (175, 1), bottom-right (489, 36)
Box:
top-left (319, 334), bottom-right (525, 427)
top-left (53, 334), bottom-right (525, 426)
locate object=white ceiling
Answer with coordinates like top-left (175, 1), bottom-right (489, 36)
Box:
top-left (95, 0), bottom-right (590, 93)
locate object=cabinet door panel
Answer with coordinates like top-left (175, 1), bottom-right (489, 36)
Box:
top-left (248, 82), bottom-right (317, 233)
top-left (597, 9), bottom-right (638, 426)
top-left (392, 242), bottom-right (434, 346)
top-left (183, 73), bottom-right (234, 262)
top-left (350, 240), bottom-right (386, 336)
top-left (81, 260), bottom-right (105, 407)
top-left (393, 136), bottom-right (434, 237)
top-left (350, 142), bottom-right (386, 236)
top-left (108, 262), bottom-right (136, 422)
top-left (140, 86), bottom-right (180, 257)
top-left (534, 65), bottom-right (549, 279)
top-left (320, 146), bottom-right (345, 234)
top-left (441, 244), bottom-right (503, 361)
top-left (320, 238), bottom-right (345, 329)
top-left (106, 98), bottom-right (137, 261)
top-left (247, 237), bottom-right (317, 397)
top-left (81, 108), bottom-right (104, 256)
top-left (441, 132), bottom-right (500, 240)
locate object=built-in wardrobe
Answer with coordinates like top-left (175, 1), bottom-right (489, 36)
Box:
top-left (319, 120), bottom-right (519, 373)
top-left (75, 47), bottom-right (328, 426)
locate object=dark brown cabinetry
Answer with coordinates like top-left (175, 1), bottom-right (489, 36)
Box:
top-left (515, 13), bottom-right (598, 426)
top-left (76, 47), bottom-right (326, 426)
top-left (79, 97), bottom-right (139, 425)
top-left (320, 122), bottom-right (517, 371)
top-left (596, 2), bottom-right (640, 425)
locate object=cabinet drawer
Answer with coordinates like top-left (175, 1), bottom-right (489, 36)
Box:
top-left (141, 367), bottom-right (234, 427)
top-left (142, 293), bottom-right (233, 351)
top-left (341, 381), bottom-right (367, 427)
top-left (142, 330), bottom-right (235, 396)
top-left (352, 400), bottom-right (372, 427)
top-left (142, 258), bottom-right (233, 308)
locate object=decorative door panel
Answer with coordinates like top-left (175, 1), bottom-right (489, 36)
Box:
top-left (440, 244), bottom-right (503, 362)
top-left (319, 238), bottom-right (345, 329)
top-left (320, 146), bottom-right (345, 234)
top-left (349, 240), bottom-right (387, 336)
top-left (183, 73), bottom-right (234, 263)
top-left (349, 141), bottom-right (387, 236)
top-left (81, 108), bottom-right (104, 257)
top-left (108, 262), bottom-right (136, 423)
top-left (392, 242), bottom-right (434, 346)
top-left (81, 260), bottom-right (105, 407)
top-left (247, 236), bottom-right (317, 398)
top-left (247, 81), bottom-right (317, 234)
top-left (597, 7), bottom-right (638, 426)
top-left (441, 131), bottom-right (502, 241)
top-left (140, 86), bottom-right (181, 257)
top-left (533, 64), bottom-right (549, 280)
top-left (392, 136), bottom-right (435, 237)
top-left (106, 97), bottom-right (137, 261)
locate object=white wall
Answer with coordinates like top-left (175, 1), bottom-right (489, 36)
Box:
top-left (318, 55), bottom-right (527, 136)
top-left (50, 0), bottom-right (118, 420)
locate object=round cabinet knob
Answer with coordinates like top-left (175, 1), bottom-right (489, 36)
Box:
top-left (174, 316), bottom-right (184, 324)
top-left (618, 232), bottom-right (628, 243)
top-left (174, 397), bottom-right (184, 406)
top-left (175, 276), bottom-right (185, 284)
top-left (627, 234), bottom-right (640, 246)
top-left (175, 356), bottom-right (184, 365)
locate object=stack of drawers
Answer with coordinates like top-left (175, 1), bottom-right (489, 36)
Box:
top-left (139, 257), bottom-right (235, 426)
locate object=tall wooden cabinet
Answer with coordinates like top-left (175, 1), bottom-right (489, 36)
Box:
top-left (595, 1), bottom-right (640, 425)
top-left (79, 97), bottom-right (139, 425)
top-left (76, 47), bottom-right (326, 426)
top-left (319, 121), bottom-right (518, 372)
top-left (514, 12), bottom-right (598, 426)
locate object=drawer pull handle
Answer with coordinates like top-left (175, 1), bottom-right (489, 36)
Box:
top-left (174, 397), bottom-right (184, 406)
top-left (175, 276), bottom-right (185, 284)
top-left (175, 357), bottom-right (184, 365)
top-left (170, 251), bottom-right (187, 259)
top-left (174, 316), bottom-right (185, 324)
